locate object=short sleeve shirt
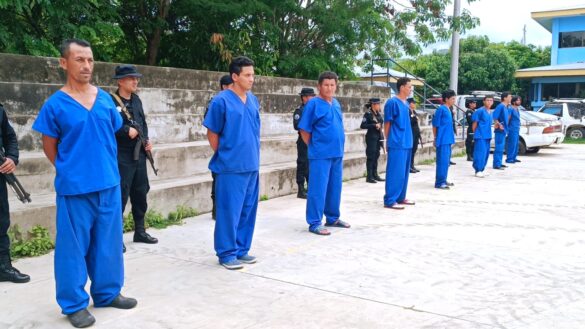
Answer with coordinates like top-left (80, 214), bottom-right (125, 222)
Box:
top-left (384, 97), bottom-right (413, 149)
top-left (203, 89), bottom-right (261, 173)
top-left (32, 88), bottom-right (123, 196)
top-left (472, 107), bottom-right (492, 140)
top-left (509, 107), bottom-right (521, 131)
top-left (298, 97), bottom-right (345, 159)
top-left (432, 104), bottom-right (455, 146)
top-left (492, 103), bottom-right (509, 134)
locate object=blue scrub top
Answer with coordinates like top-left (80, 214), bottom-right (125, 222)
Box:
top-left (492, 103), bottom-right (509, 134)
top-left (384, 97), bottom-right (413, 149)
top-left (472, 107), bottom-right (492, 140)
top-left (432, 104), bottom-right (455, 146)
top-left (298, 97), bottom-right (345, 159)
top-left (33, 88), bottom-right (123, 196)
top-left (509, 107), bottom-right (521, 130)
top-left (203, 89), bottom-right (261, 173)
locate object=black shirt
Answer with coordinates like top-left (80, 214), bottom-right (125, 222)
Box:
top-left (360, 110), bottom-right (383, 141)
top-left (0, 104), bottom-right (19, 165)
top-left (110, 92), bottom-right (149, 152)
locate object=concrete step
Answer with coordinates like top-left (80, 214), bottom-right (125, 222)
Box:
top-left (9, 141), bottom-right (464, 237)
top-left (14, 129), bottom-right (436, 196)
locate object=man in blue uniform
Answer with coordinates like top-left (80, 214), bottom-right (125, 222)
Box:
top-left (298, 71), bottom-right (350, 235)
top-left (293, 87), bottom-right (316, 198)
top-left (205, 75), bottom-right (233, 220)
top-left (472, 95), bottom-right (494, 178)
top-left (203, 56), bottom-right (260, 270)
top-left (384, 77), bottom-right (415, 210)
top-left (432, 90), bottom-right (456, 189)
top-left (492, 92), bottom-right (511, 170)
top-left (506, 96), bottom-right (522, 164)
top-left (0, 103), bottom-right (30, 284)
top-left (33, 39), bottom-right (136, 328)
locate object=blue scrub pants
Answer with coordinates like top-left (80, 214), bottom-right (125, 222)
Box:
top-left (506, 129), bottom-right (520, 163)
top-left (493, 132), bottom-right (506, 168)
top-left (55, 185), bottom-right (123, 315)
top-left (384, 148), bottom-right (411, 206)
top-left (472, 139), bottom-right (491, 173)
top-left (435, 144), bottom-right (452, 187)
top-left (214, 171), bottom-right (258, 263)
top-left (306, 157), bottom-right (343, 231)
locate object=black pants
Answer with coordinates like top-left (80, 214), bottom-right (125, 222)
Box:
top-left (296, 137), bottom-right (309, 186)
top-left (0, 176), bottom-right (9, 257)
top-left (411, 133), bottom-right (420, 169)
top-left (465, 133), bottom-right (474, 158)
top-left (365, 138), bottom-right (381, 179)
top-left (119, 152), bottom-right (150, 232)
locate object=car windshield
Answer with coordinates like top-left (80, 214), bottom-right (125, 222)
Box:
top-left (539, 104), bottom-right (562, 117)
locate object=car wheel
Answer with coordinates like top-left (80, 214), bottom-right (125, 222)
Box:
top-left (526, 147), bottom-right (540, 154)
top-left (518, 139), bottom-right (527, 155)
top-left (567, 127), bottom-right (585, 140)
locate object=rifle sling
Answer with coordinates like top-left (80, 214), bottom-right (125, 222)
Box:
top-left (109, 92), bottom-right (134, 122)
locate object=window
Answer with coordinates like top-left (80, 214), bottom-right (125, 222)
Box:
top-left (560, 31), bottom-right (585, 48)
top-left (540, 104), bottom-right (563, 117)
top-left (541, 82), bottom-right (585, 100)
top-left (567, 103), bottom-right (585, 119)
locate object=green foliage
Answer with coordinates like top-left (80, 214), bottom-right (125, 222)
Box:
top-left (167, 205), bottom-right (199, 223)
top-left (123, 213), bottom-right (135, 233)
top-left (563, 138), bottom-right (585, 144)
top-left (259, 195), bottom-right (268, 201)
top-left (124, 206), bottom-right (198, 232)
top-left (0, 0), bottom-right (478, 80)
top-left (403, 35), bottom-right (550, 100)
top-left (9, 225), bottom-right (55, 259)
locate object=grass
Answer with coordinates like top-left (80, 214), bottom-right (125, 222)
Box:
top-left (259, 194), bottom-right (269, 201)
top-left (563, 138), bottom-right (585, 144)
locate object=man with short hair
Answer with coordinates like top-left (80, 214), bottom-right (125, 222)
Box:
top-left (204, 56), bottom-right (260, 270)
top-left (0, 103), bottom-right (30, 284)
top-left (492, 92), bottom-right (511, 170)
top-left (360, 97), bottom-right (384, 183)
top-left (383, 77), bottom-right (415, 210)
top-left (205, 75), bottom-right (233, 220)
top-left (293, 87), bottom-right (316, 198)
top-left (433, 90), bottom-right (456, 189)
top-left (110, 65), bottom-right (158, 250)
top-left (506, 96), bottom-right (522, 164)
top-left (472, 95), bottom-right (494, 178)
top-left (33, 39), bottom-right (136, 328)
top-left (298, 71), bottom-right (350, 235)
top-left (465, 100), bottom-right (477, 161)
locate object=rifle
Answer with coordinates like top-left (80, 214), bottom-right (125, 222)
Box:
top-left (131, 123), bottom-right (159, 176)
top-left (0, 151), bottom-right (31, 203)
top-left (371, 111), bottom-right (386, 155)
top-left (110, 92), bottom-right (159, 176)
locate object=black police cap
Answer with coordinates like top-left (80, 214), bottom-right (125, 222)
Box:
top-left (299, 88), bottom-right (316, 96)
top-left (113, 65), bottom-right (143, 79)
top-left (368, 98), bottom-right (381, 104)
top-left (406, 98), bottom-right (415, 104)
top-left (220, 75), bottom-right (233, 86)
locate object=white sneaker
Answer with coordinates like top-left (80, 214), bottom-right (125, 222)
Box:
top-left (475, 171), bottom-right (485, 178)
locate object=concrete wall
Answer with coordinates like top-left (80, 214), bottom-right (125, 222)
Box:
top-left (0, 53), bottom-right (392, 150)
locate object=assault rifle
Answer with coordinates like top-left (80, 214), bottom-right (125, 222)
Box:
top-left (131, 123), bottom-right (159, 176)
top-left (0, 151), bottom-right (31, 203)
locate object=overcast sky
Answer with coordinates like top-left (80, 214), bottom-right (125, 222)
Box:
top-left (422, 0), bottom-right (585, 52)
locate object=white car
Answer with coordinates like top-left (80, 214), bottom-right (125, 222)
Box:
top-left (537, 99), bottom-right (585, 139)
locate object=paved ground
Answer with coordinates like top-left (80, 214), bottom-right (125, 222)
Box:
top-left (2, 144), bottom-right (585, 329)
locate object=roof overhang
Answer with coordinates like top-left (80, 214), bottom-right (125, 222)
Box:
top-left (361, 75), bottom-right (425, 87)
top-left (532, 7), bottom-right (585, 32)
top-left (516, 68), bottom-right (585, 79)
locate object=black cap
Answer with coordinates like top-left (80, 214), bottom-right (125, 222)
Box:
top-left (220, 75), bottom-right (233, 86)
top-left (113, 65), bottom-right (143, 79)
top-left (299, 88), bottom-right (316, 96)
top-left (368, 98), bottom-right (381, 104)
top-left (406, 98), bottom-right (415, 104)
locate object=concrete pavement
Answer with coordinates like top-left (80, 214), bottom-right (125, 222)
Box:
top-left (2, 144), bottom-right (585, 329)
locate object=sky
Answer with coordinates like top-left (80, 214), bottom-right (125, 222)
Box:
top-left (422, 0), bottom-right (585, 52)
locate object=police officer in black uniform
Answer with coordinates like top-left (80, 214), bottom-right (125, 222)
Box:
top-left (205, 75), bottom-right (233, 219)
top-left (293, 87), bottom-right (316, 198)
top-left (0, 103), bottom-right (30, 283)
top-left (465, 100), bottom-right (477, 161)
top-left (110, 65), bottom-right (157, 251)
top-left (360, 98), bottom-right (385, 183)
top-left (408, 98), bottom-right (422, 173)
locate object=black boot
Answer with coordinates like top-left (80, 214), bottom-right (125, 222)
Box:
top-left (67, 309), bottom-right (95, 328)
top-left (297, 184), bottom-right (307, 199)
top-left (133, 230), bottom-right (158, 244)
top-left (467, 155), bottom-right (473, 161)
top-left (0, 255), bottom-right (30, 283)
top-left (211, 200), bottom-right (216, 220)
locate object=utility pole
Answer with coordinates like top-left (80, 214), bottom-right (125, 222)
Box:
top-left (521, 24), bottom-right (527, 45)
top-left (449, 0), bottom-right (461, 93)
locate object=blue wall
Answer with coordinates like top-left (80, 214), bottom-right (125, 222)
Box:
top-left (552, 16), bottom-right (585, 65)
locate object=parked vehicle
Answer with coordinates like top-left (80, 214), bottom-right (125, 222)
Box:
top-left (537, 99), bottom-right (585, 139)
